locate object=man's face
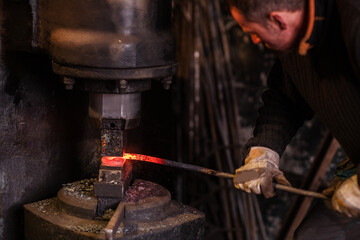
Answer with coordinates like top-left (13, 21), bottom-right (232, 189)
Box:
top-left (230, 7), bottom-right (299, 53)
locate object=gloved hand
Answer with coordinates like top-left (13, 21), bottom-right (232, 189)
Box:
top-left (233, 146), bottom-right (291, 198)
top-left (325, 174), bottom-right (360, 218)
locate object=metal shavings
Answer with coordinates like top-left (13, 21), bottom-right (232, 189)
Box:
top-left (67, 223), bottom-right (105, 234)
top-left (34, 199), bottom-right (59, 214)
top-left (62, 178), bottom-right (96, 199)
top-left (97, 208), bottom-right (115, 220)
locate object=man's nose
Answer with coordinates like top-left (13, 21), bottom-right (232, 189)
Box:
top-left (250, 34), bottom-right (261, 44)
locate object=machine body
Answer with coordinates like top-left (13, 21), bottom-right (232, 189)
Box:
top-left (31, 0), bottom-right (177, 157)
top-left (20, 1), bottom-right (205, 239)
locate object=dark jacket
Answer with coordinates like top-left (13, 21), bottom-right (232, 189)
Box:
top-left (245, 0), bottom-right (360, 181)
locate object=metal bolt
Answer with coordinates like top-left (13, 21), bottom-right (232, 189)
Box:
top-left (120, 80), bottom-right (128, 89)
top-left (63, 77), bottom-right (75, 90)
top-left (161, 77), bottom-right (172, 90)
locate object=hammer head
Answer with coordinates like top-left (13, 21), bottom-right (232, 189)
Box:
top-left (94, 157), bottom-right (133, 199)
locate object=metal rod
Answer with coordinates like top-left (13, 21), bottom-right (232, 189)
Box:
top-left (125, 153), bottom-right (328, 200)
top-left (213, 1), bottom-right (242, 166)
top-left (273, 183), bottom-right (328, 199)
top-left (242, 192), bottom-right (251, 240)
top-left (105, 202), bottom-right (126, 240)
top-left (252, 195), bottom-right (268, 240)
top-left (205, 3), bottom-right (243, 238)
top-left (125, 153), bottom-right (234, 178)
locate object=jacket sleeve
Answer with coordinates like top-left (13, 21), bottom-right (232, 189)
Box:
top-left (243, 59), bottom-right (314, 159)
top-left (337, 0), bottom-right (360, 185)
top-left (338, 0), bottom-right (360, 80)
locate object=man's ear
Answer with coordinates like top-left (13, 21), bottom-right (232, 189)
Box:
top-left (269, 12), bottom-right (288, 30)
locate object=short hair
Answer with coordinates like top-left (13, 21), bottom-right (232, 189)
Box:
top-left (228, 0), bottom-right (305, 22)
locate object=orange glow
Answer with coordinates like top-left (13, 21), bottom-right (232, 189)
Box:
top-left (101, 153), bottom-right (166, 167)
top-left (101, 156), bottom-right (126, 167)
top-left (123, 153), bottom-right (165, 165)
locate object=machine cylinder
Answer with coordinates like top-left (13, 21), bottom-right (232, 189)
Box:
top-left (33, 0), bottom-right (176, 76)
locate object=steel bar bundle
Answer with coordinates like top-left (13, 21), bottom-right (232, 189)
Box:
top-left (173, 1), bottom-right (268, 239)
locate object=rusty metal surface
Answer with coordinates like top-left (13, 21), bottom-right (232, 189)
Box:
top-left (106, 202), bottom-right (126, 240)
top-left (56, 178), bottom-right (175, 220)
top-left (101, 129), bottom-right (124, 157)
top-left (101, 119), bottom-right (125, 157)
top-left (2, 2), bottom-right (178, 240)
top-left (122, 180), bottom-right (172, 221)
top-left (25, 198), bottom-right (109, 240)
top-left (58, 178), bottom-right (98, 219)
top-left (105, 179), bottom-right (181, 240)
top-left (95, 178), bottom-right (172, 217)
top-left (25, 198), bottom-right (204, 240)
top-left (94, 161), bottom-right (133, 199)
top-left (24, 179), bottom-right (205, 240)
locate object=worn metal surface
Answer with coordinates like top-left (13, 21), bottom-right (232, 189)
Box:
top-left (100, 119), bottom-right (125, 157)
top-left (1, 1), bottom-right (177, 240)
top-left (58, 178), bottom-right (171, 220)
top-left (106, 202), bottom-right (126, 240)
top-left (94, 161), bottom-right (133, 199)
top-left (52, 63), bottom-right (178, 82)
top-left (105, 179), bottom-right (172, 240)
top-left (122, 180), bottom-right (172, 220)
top-left (24, 179), bottom-right (205, 240)
top-left (25, 199), bottom-right (204, 240)
top-left (32, 0), bottom-right (177, 81)
top-left (58, 178), bottom-right (98, 219)
top-left (101, 129), bottom-right (124, 157)
top-left (78, 79), bottom-right (152, 94)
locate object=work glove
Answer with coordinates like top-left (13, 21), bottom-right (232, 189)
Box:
top-left (233, 146), bottom-right (291, 198)
top-left (323, 174), bottom-right (360, 218)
